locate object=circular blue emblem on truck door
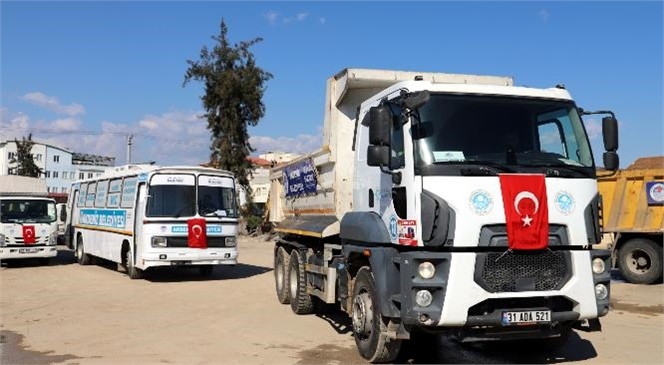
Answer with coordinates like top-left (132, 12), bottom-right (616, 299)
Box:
top-left (555, 191), bottom-right (575, 215)
top-left (389, 216), bottom-right (398, 240)
top-left (469, 190), bottom-right (493, 215)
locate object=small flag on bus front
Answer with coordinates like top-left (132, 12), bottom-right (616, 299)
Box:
top-left (22, 225), bottom-right (36, 244)
top-left (187, 218), bottom-right (207, 249)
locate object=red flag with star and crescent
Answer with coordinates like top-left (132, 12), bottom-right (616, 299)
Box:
top-left (22, 225), bottom-right (36, 244)
top-left (499, 174), bottom-right (549, 250)
top-left (187, 218), bottom-right (207, 249)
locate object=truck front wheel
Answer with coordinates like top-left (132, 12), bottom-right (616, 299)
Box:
top-left (274, 246), bottom-right (291, 304)
top-left (618, 238), bottom-right (663, 284)
top-left (352, 267), bottom-right (402, 363)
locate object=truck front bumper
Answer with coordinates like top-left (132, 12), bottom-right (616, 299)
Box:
top-left (0, 245), bottom-right (58, 260)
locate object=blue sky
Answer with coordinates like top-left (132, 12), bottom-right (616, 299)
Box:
top-left (1, 1), bottom-right (662, 168)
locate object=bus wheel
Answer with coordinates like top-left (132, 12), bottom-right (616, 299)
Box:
top-left (618, 238), bottom-right (663, 284)
top-left (274, 246), bottom-right (291, 304)
top-left (352, 267), bottom-right (402, 363)
top-left (199, 265), bottom-right (214, 277)
top-left (125, 249), bottom-right (143, 280)
top-left (76, 236), bottom-right (91, 265)
top-left (288, 250), bottom-right (314, 314)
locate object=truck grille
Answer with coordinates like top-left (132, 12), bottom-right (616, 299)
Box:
top-left (475, 251), bottom-right (571, 293)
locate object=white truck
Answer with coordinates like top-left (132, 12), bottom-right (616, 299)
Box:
top-left (0, 175), bottom-right (59, 265)
top-left (268, 68), bottom-right (619, 362)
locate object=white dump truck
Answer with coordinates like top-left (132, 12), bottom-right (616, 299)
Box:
top-left (268, 68), bottom-right (619, 362)
top-left (0, 175), bottom-right (59, 265)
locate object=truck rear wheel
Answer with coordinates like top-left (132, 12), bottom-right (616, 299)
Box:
top-left (288, 250), bottom-right (314, 314)
top-left (352, 267), bottom-right (402, 363)
top-left (274, 246), bottom-right (291, 304)
top-left (618, 238), bottom-right (663, 284)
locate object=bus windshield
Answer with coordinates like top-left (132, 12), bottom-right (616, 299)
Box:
top-left (0, 199), bottom-right (57, 223)
top-left (198, 175), bottom-right (237, 218)
top-left (146, 174), bottom-right (196, 218)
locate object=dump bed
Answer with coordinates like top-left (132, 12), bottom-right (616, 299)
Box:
top-left (598, 166), bottom-right (664, 234)
top-left (268, 68), bottom-right (513, 238)
top-left (0, 176), bottom-right (49, 197)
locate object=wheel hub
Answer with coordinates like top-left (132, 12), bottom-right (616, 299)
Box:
top-left (352, 292), bottom-right (373, 336)
top-left (629, 249), bottom-right (651, 273)
top-left (276, 261), bottom-right (284, 290)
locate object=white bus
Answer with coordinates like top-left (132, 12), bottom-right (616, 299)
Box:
top-left (63, 165), bottom-right (239, 279)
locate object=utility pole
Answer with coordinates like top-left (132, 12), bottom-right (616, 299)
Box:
top-left (126, 134), bottom-right (133, 164)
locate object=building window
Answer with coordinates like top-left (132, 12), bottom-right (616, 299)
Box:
top-left (8, 152), bottom-right (15, 160)
top-left (87, 173), bottom-right (93, 179)
top-left (79, 172), bottom-right (84, 179)
top-left (53, 171), bottom-right (59, 178)
top-left (45, 171), bottom-right (51, 178)
top-left (35, 154), bottom-right (43, 162)
top-left (53, 155), bottom-right (60, 163)
top-left (61, 187), bottom-right (67, 193)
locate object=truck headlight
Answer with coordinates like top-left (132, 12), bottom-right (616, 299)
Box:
top-left (151, 237), bottom-right (168, 247)
top-left (592, 258), bottom-right (606, 274)
top-left (225, 237), bottom-right (236, 247)
top-left (415, 290), bottom-right (433, 307)
top-left (48, 233), bottom-right (57, 246)
top-left (595, 284), bottom-right (608, 300)
top-left (418, 262), bottom-right (435, 279)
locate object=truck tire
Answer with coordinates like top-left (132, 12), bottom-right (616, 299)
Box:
top-left (618, 238), bottom-right (663, 284)
top-left (125, 248), bottom-right (143, 280)
top-left (288, 250), bottom-right (314, 314)
top-left (76, 236), bottom-right (91, 265)
top-left (352, 267), bottom-right (402, 363)
top-left (274, 246), bottom-right (291, 304)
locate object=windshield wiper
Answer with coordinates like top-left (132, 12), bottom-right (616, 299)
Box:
top-left (517, 161), bottom-right (592, 177)
top-left (434, 160), bottom-right (518, 175)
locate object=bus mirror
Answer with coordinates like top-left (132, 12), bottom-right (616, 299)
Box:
top-left (59, 206), bottom-right (67, 222)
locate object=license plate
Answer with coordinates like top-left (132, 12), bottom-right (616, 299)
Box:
top-left (19, 248), bottom-right (39, 254)
top-left (171, 261), bottom-right (191, 266)
top-left (502, 310), bottom-right (551, 325)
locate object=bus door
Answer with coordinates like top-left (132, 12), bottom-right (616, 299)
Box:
top-left (133, 183), bottom-right (148, 263)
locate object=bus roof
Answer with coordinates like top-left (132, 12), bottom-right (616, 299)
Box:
top-left (73, 164), bottom-right (236, 183)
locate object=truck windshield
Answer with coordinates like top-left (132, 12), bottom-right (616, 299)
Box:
top-left (198, 186), bottom-right (237, 218)
top-left (0, 200), bottom-right (57, 223)
top-left (413, 93), bottom-right (595, 176)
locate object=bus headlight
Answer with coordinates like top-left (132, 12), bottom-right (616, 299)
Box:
top-left (151, 237), bottom-right (168, 247)
top-left (592, 258), bottom-right (606, 274)
top-left (225, 237), bottom-right (236, 247)
top-left (418, 262), bottom-right (435, 279)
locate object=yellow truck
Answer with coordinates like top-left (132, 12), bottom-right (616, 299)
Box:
top-left (598, 156), bottom-right (664, 284)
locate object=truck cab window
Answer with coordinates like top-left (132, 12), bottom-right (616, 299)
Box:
top-left (389, 104), bottom-right (405, 170)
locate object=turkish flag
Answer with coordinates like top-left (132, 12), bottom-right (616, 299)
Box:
top-left (499, 174), bottom-right (549, 250)
top-left (22, 225), bottom-right (36, 244)
top-left (187, 218), bottom-right (207, 249)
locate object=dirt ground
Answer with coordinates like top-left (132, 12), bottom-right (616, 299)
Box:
top-left (1, 236), bottom-right (662, 365)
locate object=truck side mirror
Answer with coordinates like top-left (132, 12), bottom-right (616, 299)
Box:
top-left (602, 116), bottom-right (618, 152)
top-left (603, 151), bottom-right (619, 171)
top-left (367, 146), bottom-right (390, 167)
top-left (59, 205), bottom-right (67, 222)
top-left (369, 105), bottom-right (392, 146)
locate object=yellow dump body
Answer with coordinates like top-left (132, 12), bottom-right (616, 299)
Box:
top-left (598, 168), bottom-right (664, 234)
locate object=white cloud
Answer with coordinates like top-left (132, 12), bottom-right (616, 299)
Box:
top-left (296, 12), bottom-right (308, 21)
top-left (264, 11), bottom-right (279, 25)
top-left (21, 92), bottom-right (85, 116)
top-left (250, 134), bottom-right (321, 155)
top-left (539, 10), bottom-right (550, 23)
top-left (584, 118), bottom-right (602, 140)
top-left (49, 118), bottom-right (82, 131)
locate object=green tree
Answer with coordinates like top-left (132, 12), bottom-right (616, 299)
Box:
top-left (9, 133), bottom-right (43, 177)
top-left (183, 19), bottom-right (273, 194)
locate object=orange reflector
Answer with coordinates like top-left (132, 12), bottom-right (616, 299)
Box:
top-left (363, 249), bottom-right (371, 257)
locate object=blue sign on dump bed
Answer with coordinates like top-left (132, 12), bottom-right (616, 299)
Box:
top-left (283, 159), bottom-right (317, 198)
